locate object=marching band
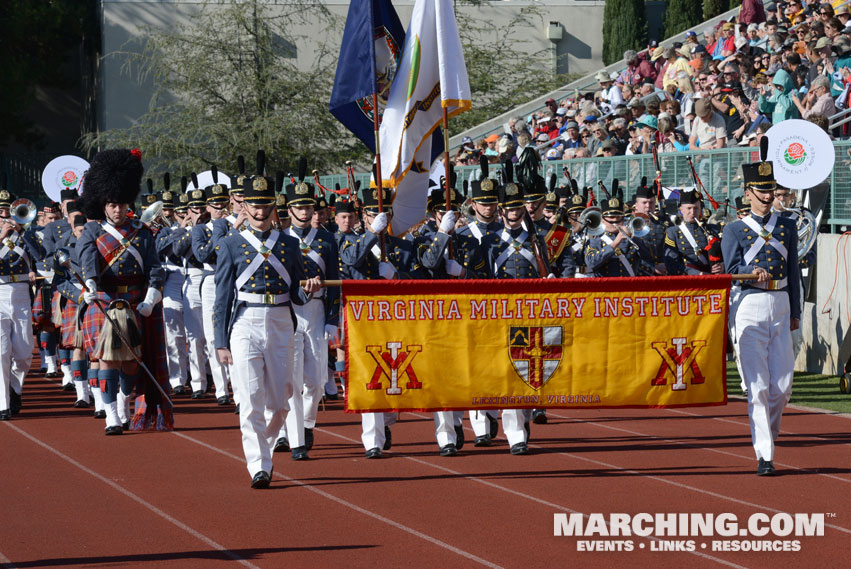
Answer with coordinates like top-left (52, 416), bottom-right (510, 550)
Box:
top-left (0, 139), bottom-right (809, 485)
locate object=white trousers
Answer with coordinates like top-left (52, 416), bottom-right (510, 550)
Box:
top-left (729, 286), bottom-right (747, 392)
top-left (231, 305), bottom-right (295, 475)
top-left (163, 270), bottom-right (188, 388)
top-left (735, 292), bottom-right (794, 461)
top-left (361, 412), bottom-right (397, 451)
top-left (182, 271), bottom-right (207, 391)
top-left (201, 276), bottom-right (230, 398)
top-left (0, 283), bottom-right (33, 411)
top-left (468, 409), bottom-right (499, 437)
top-left (433, 412), bottom-right (457, 447)
top-left (501, 409), bottom-right (530, 447)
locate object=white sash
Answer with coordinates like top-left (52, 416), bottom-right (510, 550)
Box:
top-left (0, 232), bottom-right (28, 264)
top-left (678, 223), bottom-right (707, 261)
top-left (370, 244), bottom-right (382, 260)
top-left (742, 215), bottom-right (787, 266)
top-left (601, 235), bottom-right (635, 277)
top-left (102, 222), bottom-right (144, 270)
top-left (202, 221), bottom-right (215, 271)
top-left (235, 229), bottom-right (291, 293)
top-left (494, 230), bottom-right (536, 274)
top-left (468, 223), bottom-right (484, 244)
top-left (287, 227), bottom-right (326, 275)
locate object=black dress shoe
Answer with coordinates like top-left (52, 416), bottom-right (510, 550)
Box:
top-left (38, 367), bottom-right (47, 374)
top-left (191, 390), bottom-right (205, 399)
top-left (172, 385), bottom-right (186, 396)
top-left (454, 425), bottom-right (465, 450)
top-left (324, 393), bottom-right (339, 401)
top-left (47, 371), bottom-right (63, 379)
top-left (122, 421), bottom-right (130, 431)
top-left (74, 400), bottom-right (90, 408)
top-left (93, 410), bottom-right (106, 419)
top-left (510, 442), bottom-right (529, 455)
top-left (62, 382), bottom-right (75, 391)
top-left (273, 437), bottom-right (290, 453)
top-left (291, 446), bottom-right (309, 461)
top-left (487, 414), bottom-right (499, 439)
top-left (532, 409), bottom-right (548, 424)
top-left (474, 434), bottom-right (492, 447)
top-left (439, 444), bottom-right (457, 457)
top-left (104, 425), bottom-right (123, 436)
top-left (383, 426), bottom-right (392, 450)
top-left (304, 427), bottom-right (314, 450)
top-left (757, 458), bottom-right (776, 476)
top-left (365, 447), bottom-right (382, 459)
top-left (0, 410), bottom-right (11, 421)
top-left (216, 396), bottom-right (230, 405)
top-left (9, 391), bottom-right (21, 414)
top-left (250, 471), bottom-right (271, 489)
top-left (234, 403), bottom-right (240, 415)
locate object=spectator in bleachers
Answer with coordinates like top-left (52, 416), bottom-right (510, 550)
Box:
top-left (784, 1), bottom-right (806, 26)
top-left (690, 98), bottom-right (728, 150)
top-left (758, 68), bottom-right (800, 122)
top-left (836, 5), bottom-right (850, 29)
top-left (715, 23), bottom-right (738, 59)
top-left (619, 49), bottom-right (657, 85)
top-left (740, 0), bottom-right (767, 28)
top-left (587, 123), bottom-right (609, 157)
top-left (597, 72), bottom-right (623, 113)
top-left (662, 47), bottom-right (693, 90)
top-left (608, 118), bottom-right (630, 154)
top-left (826, 17), bottom-right (845, 39)
top-left (791, 75), bottom-right (836, 118)
top-left (651, 47), bottom-right (667, 89)
top-left (560, 121), bottom-right (584, 150)
top-left (658, 113), bottom-right (688, 152)
top-left (818, 3), bottom-right (835, 23)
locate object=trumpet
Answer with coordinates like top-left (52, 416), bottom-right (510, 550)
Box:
top-left (139, 200), bottom-right (173, 230)
top-left (1, 199), bottom-right (37, 230)
top-left (625, 215), bottom-right (650, 238)
top-left (578, 207), bottom-right (604, 237)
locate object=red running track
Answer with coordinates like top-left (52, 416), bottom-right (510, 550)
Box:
top-left (1, 364), bottom-right (849, 569)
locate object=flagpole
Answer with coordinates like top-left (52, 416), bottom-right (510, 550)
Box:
top-left (442, 107), bottom-right (455, 264)
top-left (373, 92), bottom-right (387, 261)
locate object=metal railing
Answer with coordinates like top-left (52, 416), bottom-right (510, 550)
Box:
top-left (318, 141), bottom-right (851, 232)
top-left (0, 153), bottom-right (55, 206)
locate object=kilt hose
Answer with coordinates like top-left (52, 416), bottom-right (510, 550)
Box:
top-left (81, 288), bottom-right (169, 412)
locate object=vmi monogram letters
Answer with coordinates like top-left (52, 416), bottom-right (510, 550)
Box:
top-left (366, 342), bottom-right (423, 395)
top-left (651, 337), bottom-right (706, 390)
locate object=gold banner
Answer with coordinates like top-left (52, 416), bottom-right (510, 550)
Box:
top-left (343, 276), bottom-right (730, 412)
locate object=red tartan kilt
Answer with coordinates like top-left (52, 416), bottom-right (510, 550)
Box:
top-left (81, 289), bottom-right (169, 387)
top-left (32, 286), bottom-right (48, 327)
top-left (60, 297), bottom-right (81, 348)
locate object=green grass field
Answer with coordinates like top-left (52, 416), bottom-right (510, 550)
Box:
top-left (726, 362), bottom-right (851, 415)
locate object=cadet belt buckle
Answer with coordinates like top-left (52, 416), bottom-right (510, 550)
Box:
top-left (263, 291), bottom-right (275, 305)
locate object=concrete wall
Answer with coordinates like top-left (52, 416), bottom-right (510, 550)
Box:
top-left (799, 234), bottom-right (851, 377)
top-left (98, 0), bottom-right (608, 132)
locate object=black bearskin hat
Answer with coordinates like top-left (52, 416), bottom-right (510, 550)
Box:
top-left (79, 149), bottom-right (143, 220)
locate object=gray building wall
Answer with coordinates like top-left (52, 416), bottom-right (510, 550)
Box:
top-left (98, 0), bottom-right (611, 132)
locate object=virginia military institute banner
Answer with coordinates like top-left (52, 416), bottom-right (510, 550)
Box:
top-left (343, 276), bottom-right (730, 413)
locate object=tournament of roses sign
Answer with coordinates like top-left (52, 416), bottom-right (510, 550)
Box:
top-left (765, 119), bottom-right (834, 189)
top-left (343, 276), bottom-right (730, 413)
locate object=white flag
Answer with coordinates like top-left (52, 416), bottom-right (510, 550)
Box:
top-left (378, 0), bottom-right (471, 235)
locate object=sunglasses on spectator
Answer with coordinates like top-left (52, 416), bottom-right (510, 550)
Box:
top-left (581, 132), bottom-right (591, 138)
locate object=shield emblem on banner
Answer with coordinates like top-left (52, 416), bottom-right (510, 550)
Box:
top-left (508, 326), bottom-right (563, 390)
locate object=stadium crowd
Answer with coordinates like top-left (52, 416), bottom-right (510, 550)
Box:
top-left (455, 1), bottom-right (851, 165)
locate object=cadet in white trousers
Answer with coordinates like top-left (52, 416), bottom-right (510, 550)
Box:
top-left (213, 169), bottom-right (320, 488)
top-left (721, 143), bottom-right (800, 476)
top-left (193, 177), bottom-right (233, 404)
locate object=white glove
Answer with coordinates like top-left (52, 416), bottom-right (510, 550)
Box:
top-left (378, 261), bottom-right (396, 280)
top-left (439, 211), bottom-right (457, 233)
top-left (83, 279), bottom-right (98, 305)
top-left (445, 259), bottom-right (464, 277)
top-left (370, 212), bottom-right (389, 234)
top-left (136, 287), bottom-right (163, 318)
top-left (324, 324), bottom-right (338, 342)
top-left (546, 273), bottom-right (557, 279)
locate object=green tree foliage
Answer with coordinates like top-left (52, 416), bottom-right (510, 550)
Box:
top-left (664, 0), bottom-right (704, 39)
top-left (602, 0), bottom-right (648, 66)
top-left (704, 0), bottom-right (731, 21)
top-left (453, 1), bottom-right (575, 134)
top-left (82, 0), bottom-right (351, 176)
top-left (0, 0), bottom-right (95, 149)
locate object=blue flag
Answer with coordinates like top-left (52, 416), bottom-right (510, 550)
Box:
top-left (329, 0), bottom-right (406, 153)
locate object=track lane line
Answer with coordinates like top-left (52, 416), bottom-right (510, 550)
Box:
top-left (3, 422), bottom-right (263, 569)
top-left (172, 432), bottom-right (505, 569)
top-left (397, 412), bottom-right (851, 536)
top-left (544, 410), bottom-right (851, 484)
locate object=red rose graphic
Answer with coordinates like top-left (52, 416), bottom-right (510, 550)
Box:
top-left (62, 171), bottom-right (78, 187)
top-left (786, 143), bottom-right (805, 160)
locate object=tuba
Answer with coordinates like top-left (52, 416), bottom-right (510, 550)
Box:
top-left (785, 207), bottom-right (818, 258)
